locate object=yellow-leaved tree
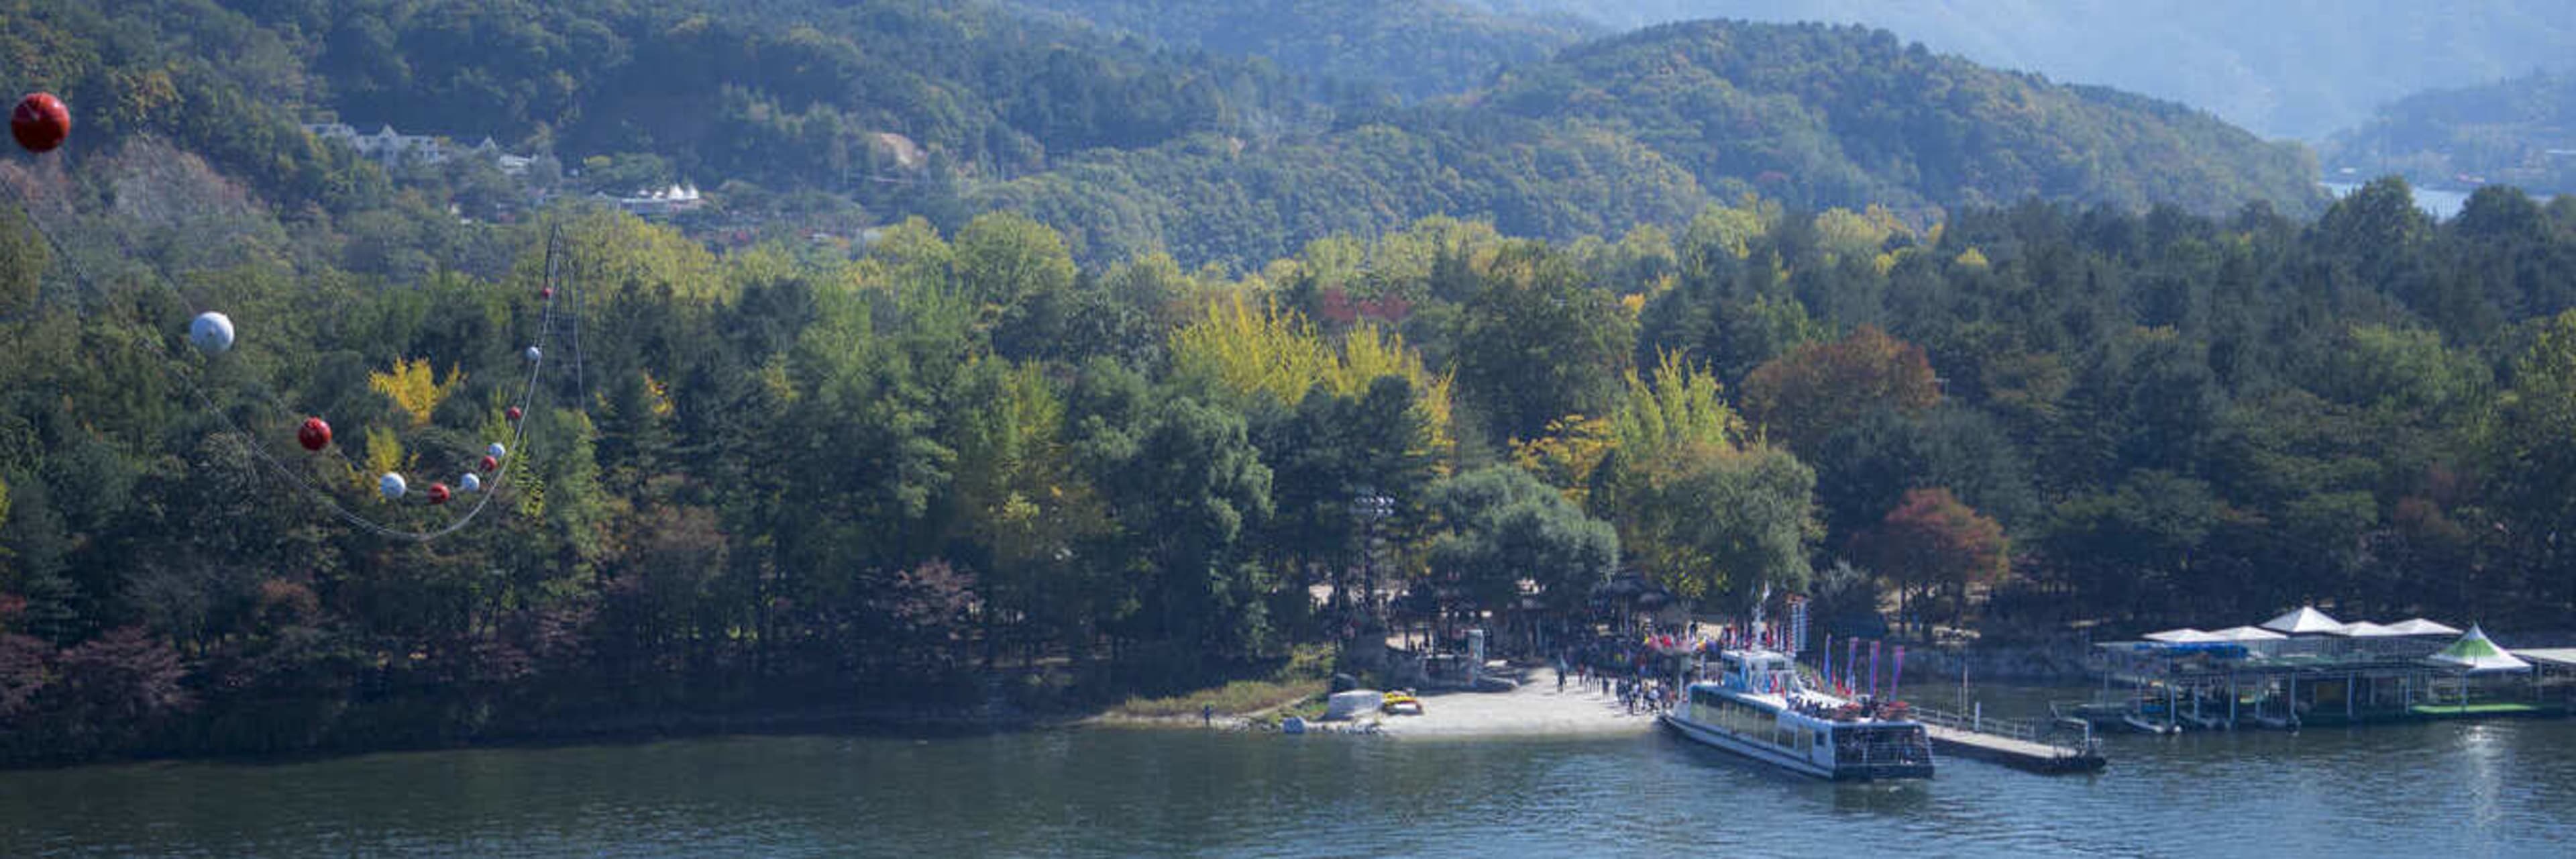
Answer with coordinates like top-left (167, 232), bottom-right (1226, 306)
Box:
top-left (1599, 350), bottom-right (1817, 602)
top-left (1511, 414), bottom-right (1615, 507)
top-left (369, 358), bottom-right (463, 427)
top-left (1171, 290), bottom-right (1455, 462)
top-left (360, 425), bottom-right (409, 492)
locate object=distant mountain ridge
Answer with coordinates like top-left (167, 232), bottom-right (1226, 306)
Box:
top-left (1466, 0), bottom-right (2576, 142)
top-left (1472, 19), bottom-right (2321, 217)
top-left (2324, 70), bottom-right (2576, 197)
top-left (4, 0), bottom-right (2324, 270)
top-left (983, 12), bottom-right (2326, 264)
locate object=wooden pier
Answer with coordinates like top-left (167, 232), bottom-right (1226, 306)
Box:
top-left (1912, 705), bottom-right (2107, 774)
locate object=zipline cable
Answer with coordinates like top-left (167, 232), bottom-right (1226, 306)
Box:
top-left (0, 148), bottom-right (584, 543)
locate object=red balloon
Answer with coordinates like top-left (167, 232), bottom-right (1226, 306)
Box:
top-left (540, 287), bottom-right (555, 299)
top-left (11, 93), bottom-right (68, 153)
top-left (506, 406), bottom-right (523, 421)
top-left (480, 454), bottom-right (499, 472)
top-left (297, 417), bottom-right (333, 451)
top-left (426, 483), bottom-right (452, 505)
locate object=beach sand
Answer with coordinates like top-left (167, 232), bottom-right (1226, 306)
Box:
top-left (1368, 667), bottom-right (1660, 738)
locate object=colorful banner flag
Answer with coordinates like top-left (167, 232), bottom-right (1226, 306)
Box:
top-left (1869, 640), bottom-right (1883, 699)
top-left (1822, 633), bottom-right (1833, 693)
top-left (1892, 644), bottom-right (1907, 701)
top-left (1847, 637), bottom-right (1860, 693)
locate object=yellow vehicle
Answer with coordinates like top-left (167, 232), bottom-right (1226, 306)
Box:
top-left (1382, 691), bottom-right (1424, 715)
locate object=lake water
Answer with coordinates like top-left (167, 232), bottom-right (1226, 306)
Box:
top-left (2321, 181), bottom-right (2474, 220)
top-left (5, 697), bottom-right (2572, 856)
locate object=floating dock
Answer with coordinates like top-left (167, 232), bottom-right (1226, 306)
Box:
top-left (1912, 705), bottom-right (2107, 774)
top-left (1923, 724), bottom-right (2106, 773)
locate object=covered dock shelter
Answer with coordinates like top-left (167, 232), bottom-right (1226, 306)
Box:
top-left (2088, 609), bottom-right (2560, 731)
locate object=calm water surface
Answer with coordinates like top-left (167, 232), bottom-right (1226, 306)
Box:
top-left (5, 694), bottom-right (2571, 857)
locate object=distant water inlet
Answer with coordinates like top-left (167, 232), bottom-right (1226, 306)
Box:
top-left (2321, 181), bottom-right (2474, 219)
top-left (4, 697), bottom-right (2573, 856)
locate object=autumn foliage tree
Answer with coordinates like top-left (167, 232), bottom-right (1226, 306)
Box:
top-left (1601, 350), bottom-right (1817, 603)
top-left (1860, 488), bottom-right (2008, 640)
top-left (1738, 325), bottom-right (1941, 454)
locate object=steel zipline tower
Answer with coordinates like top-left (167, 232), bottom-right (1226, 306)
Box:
top-left (1350, 488), bottom-right (1394, 633)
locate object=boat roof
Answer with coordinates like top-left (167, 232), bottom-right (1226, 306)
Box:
top-left (1690, 680), bottom-right (1923, 727)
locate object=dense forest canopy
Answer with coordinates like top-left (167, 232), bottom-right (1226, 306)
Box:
top-left (0, 0), bottom-right (2570, 766)
top-left (1012, 0), bottom-right (1591, 102)
top-left (1468, 0), bottom-right (2576, 142)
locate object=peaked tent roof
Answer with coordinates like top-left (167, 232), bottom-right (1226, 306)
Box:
top-left (2428, 625), bottom-right (2531, 673)
top-left (2208, 625), bottom-right (2289, 642)
top-left (2335, 621), bottom-right (2406, 638)
top-left (2383, 618), bottom-right (2463, 636)
top-left (2145, 627), bottom-right (2219, 643)
top-left (2261, 606), bottom-right (2347, 635)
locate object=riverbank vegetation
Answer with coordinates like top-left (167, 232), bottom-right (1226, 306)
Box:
top-left (9, 170), bottom-right (2575, 764)
top-left (1108, 644), bottom-right (1334, 720)
top-left (0, 0), bottom-right (2571, 767)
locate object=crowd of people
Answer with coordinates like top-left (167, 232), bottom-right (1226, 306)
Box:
top-left (1557, 627), bottom-right (1690, 716)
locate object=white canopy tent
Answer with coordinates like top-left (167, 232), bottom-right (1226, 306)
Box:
top-left (2145, 627), bottom-right (2221, 643)
top-left (2206, 625), bottom-right (2288, 642)
top-left (2426, 625), bottom-right (2530, 674)
top-left (2260, 606), bottom-right (2347, 636)
top-left (2383, 618), bottom-right (2463, 637)
top-left (2334, 621), bottom-right (2406, 638)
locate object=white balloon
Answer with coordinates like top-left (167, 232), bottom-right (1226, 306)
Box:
top-left (379, 472), bottom-right (408, 499)
top-left (524, 346), bottom-right (542, 363)
top-left (486, 442), bottom-right (507, 459)
top-left (189, 311), bottom-right (235, 355)
top-left (459, 473), bottom-right (483, 493)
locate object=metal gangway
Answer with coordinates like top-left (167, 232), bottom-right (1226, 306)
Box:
top-left (1909, 703), bottom-right (2107, 772)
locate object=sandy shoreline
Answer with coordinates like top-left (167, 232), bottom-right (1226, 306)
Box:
top-left (1081, 666), bottom-right (1661, 738)
top-left (1367, 666), bottom-right (1659, 738)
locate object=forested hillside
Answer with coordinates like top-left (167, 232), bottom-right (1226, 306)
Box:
top-left (973, 19), bottom-right (2328, 264)
top-left (1012, 0), bottom-right (1591, 101)
top-left (1471, 0), bottom-right (2576, 142)
top-left (7, 152), bottom-right (2575, 763)
top-left (1473, 21), bottom-right (2321, 217)
top-left (2325, 70), bottom-right (2576, 197)
top-left (7, 0), bottom-right (2327, 273)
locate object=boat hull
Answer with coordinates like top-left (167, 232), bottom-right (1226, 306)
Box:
top-left (1661, 713), bottom-right (1933, 780)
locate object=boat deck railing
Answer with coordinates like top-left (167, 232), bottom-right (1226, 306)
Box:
top-left (1912, 704), bottom-right (2101, 759)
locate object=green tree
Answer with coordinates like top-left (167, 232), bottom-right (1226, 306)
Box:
top-left (1426, 465), bottom-right (1617, 613)
top-left (1094, 397), bottom-right (1276, 658)
top-left (2490, 309), bottom-right (2576, 612)
top-left (1448, 242), bottom-right (1637, 444)
top-left (955, 211), bottom-right (1079, 333)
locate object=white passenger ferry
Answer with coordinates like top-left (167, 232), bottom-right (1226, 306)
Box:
top-left (1660, 646), bottom-right (1935, 780)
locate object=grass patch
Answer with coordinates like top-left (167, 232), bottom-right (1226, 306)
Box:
top-left (1110, 644), bottom-right (1334, 719)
